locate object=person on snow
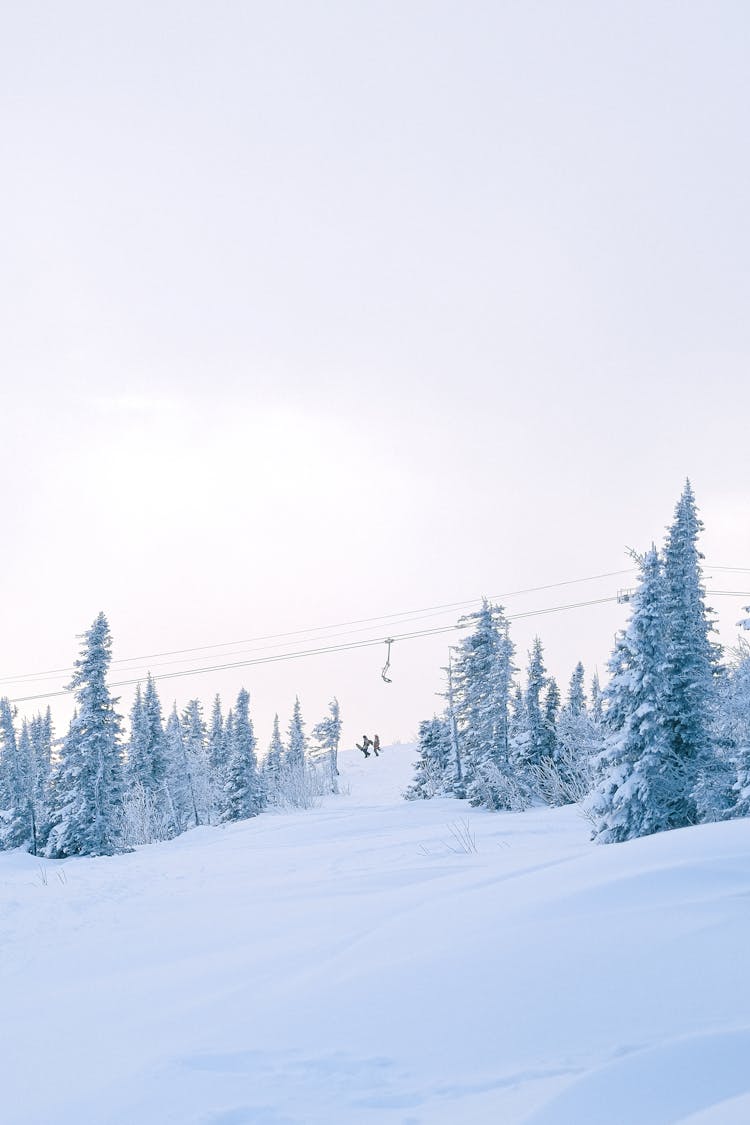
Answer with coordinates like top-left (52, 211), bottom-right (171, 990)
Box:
top-left (373, 734), bottom-right (380, 756)
top-left (358, 734), bottom-right (373, 758)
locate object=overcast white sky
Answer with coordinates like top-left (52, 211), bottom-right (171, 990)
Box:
top-left (2, 1), bottom-right (749, 748)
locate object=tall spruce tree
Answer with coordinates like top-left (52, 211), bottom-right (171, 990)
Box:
top-left (451, 601), bottom-right (521, 810)
top-left (46, 613), bottom-right (125, 857)
top-left (182, 699), bottom-right (210, 824)
top-left (286, 697), bottom-right (307, 770)
top-left (661, 481), bottom-right (719, 825)
top-left (0, 698), bottom-right (16, 810)
top-left (0, 699), bottom-right (30, 849)
top-left (516, 638), bottom-right (548, 775)
top-left (589, 548), bottom-right (675, 843)
top-left (263, 713), bottom-right (284, 801)
top-left (567, 663), bottom-right (586, 717)
top-left (223, 688), bottom-right (262, 821)
top-left (164, 705), bottom-right (197, 830)
top-left (313, 698), bottom-right (342, 791)
top-left (128, 677), bottom-right (170, 797)
top-left (405, 716), bottom-right (452, 799)
top-left (590, 672), bottom-right (604, 723)
top-left (206, 695), bottom-right (226, 821)
top-left (541, 677), bottom-right (561, 762)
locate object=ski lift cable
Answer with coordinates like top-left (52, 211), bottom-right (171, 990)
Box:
top-left (0, 566), bottom-right (641, 686)
top-left (6, 593), bottom-right (627, 704)
top-left (9, 586), bottom-right (750, 706)
top-left (3, 574), bottom-right (748, 695)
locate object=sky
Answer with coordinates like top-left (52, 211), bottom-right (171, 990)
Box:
top-left (2, 1), bottom-right (749, 749)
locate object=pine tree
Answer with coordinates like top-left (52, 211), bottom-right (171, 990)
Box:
top-left (590, 672), bottom-right (604, 723)
top-left (46, 613), bottom-right (125, 857)
top-left (206, 695), bottom-right (226, 821)
top-left (286, 696), bottom-right (307, 770)
top-left (0, 699), bottom-right (30, 849)
top-left (553, 664), bottom-right (600, 806)
top-left (128, 677), bottom-right (170, 795)
top-left (223, 688), bottom-right (262, 821)
top-left (0, 697), bottom-right (18, 815)
top-left (164, 705), bottom-right (197, 831)
top-left (263, 713), bottom-right (284, 802)
top-left (182, 699), bottom-right (210, 824)
top-left (589, 548), bottom-right (675, 843)
top-left (28, 709), bottom-right (53, 853)
top-left (405, 716), bottom-right (452, 799)
top-left (312, 698), bottom-right (342, 792)
top-left (661, 481), bottom-right (719, 825)
top-left (127, 684), bottom-right (148, 787)
top-left (541, 677), bottom-right (561, 761)
top-left (517, 638), bottom-right (548, 774)
top-left (567, 663), bottom-right (586, 717)
top-left (712, 637), bottom-right (750, 819)
top-left (451, 601), bottom-right (522, 810)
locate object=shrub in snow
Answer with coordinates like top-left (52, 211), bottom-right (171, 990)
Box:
top-left (117, 783), bottom-right (175, 847)
top-left (528, 743), bottom-right (595, 808)
top-left (271, 759), bottom-right (329, 810)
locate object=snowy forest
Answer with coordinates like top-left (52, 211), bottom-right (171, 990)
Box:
top-left (2, 481), bottom-right (748, 860)
top-left (0, 633), bottom-right (342, 857)
top-left (407, 482), bottom-right (750, 844)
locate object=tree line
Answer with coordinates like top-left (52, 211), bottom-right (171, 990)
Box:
top-left (407, 482), bottom-right (750, 843)
top-left (0, 616), bottom-right (342, 857)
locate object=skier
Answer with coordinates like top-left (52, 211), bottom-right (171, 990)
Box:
top-left (373, 734), bottom-right (380, 756)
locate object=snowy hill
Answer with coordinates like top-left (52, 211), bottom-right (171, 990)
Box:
top-left (2, 744), bottom-right (750, 1124)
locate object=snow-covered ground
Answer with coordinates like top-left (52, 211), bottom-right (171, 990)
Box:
top-left (2, 745), bottom-right (750, 1124)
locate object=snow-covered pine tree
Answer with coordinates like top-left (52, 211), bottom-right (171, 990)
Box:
top-left (589, 548), bottom-right (676, 843)
top-left (164, 704), bottom-right (197, 831)
top-left (541, 677), bottom-right (561, 762)
top-left (46, 612), bottom-right (125, 857)
top-left (127, 677), bottom-right (170, 802)
top-left (29, 708), bottom-right (53, 805)
top-left (127, 684), bottom-right (148, 786)
top-left (27, 709), bottom-right (53, 853)
top-left (0, 697), bottom-right (17, 814)
top-left (451, 600), bottom-right (524, 810)
top-left (662, 481), bottom-right (720, 825)
top-left (222, 688), bottom-right (262, 822)
top-left (514, 638), bottom-right (548, 781)
top-left (546, 664), bottom-right (601, 806)
top-left (263, 713), bottom-right (284, 803)
top-left (0, 698), bottom-right (30, 850)
top-left (590, 672), bottom-right (603, 723)
top-left (285, 696), bottom-right (307, 770)
top-left (712, 636), bottom-right (750, 819)
top-left (567, 663), bottom-right (586, 717)
top-left (182, 699), bottom-right (211, 824)
top-left (207, 694), bottom-right (226, 818)
top-left (312, 698), bottom-right (342, 793)
top-left (440, 653), bottom-right (463, 796)
top-left (404, 716), bottom-right (452, 799)
top-left (508, 683), bottom-right (528, 775)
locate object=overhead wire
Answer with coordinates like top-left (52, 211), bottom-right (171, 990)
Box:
top-left (4, 568), bottom-right (748, 706)
top-left (0, 567), bottom-right (638, 687)
top-left (8, 593), bottom-right (622, 704)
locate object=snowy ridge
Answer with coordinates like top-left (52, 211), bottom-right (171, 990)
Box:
top-left (2, 744), bottom-right (750, 1124)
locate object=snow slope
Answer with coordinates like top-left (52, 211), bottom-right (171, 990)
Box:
top-left (2, 744), bottom-right (750, 1124)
